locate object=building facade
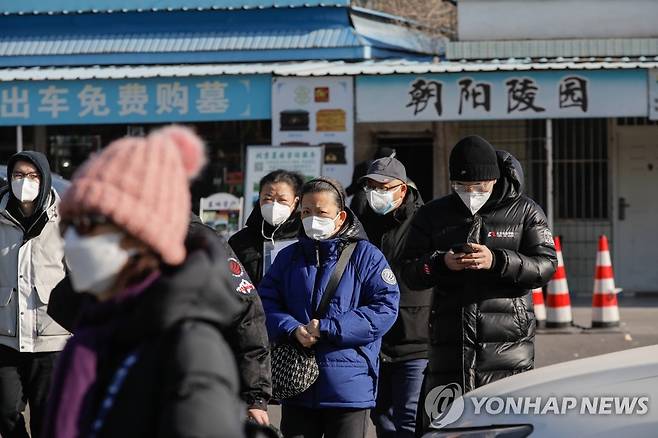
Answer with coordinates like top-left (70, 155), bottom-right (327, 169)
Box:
top-left (0, 0), bottom-right (441, 208)
top-left (2, 0), bottom-right (657, 294)
top-left (349, 0), bottom-right (658, 295)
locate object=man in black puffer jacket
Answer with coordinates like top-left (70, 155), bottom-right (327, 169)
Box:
top-left (355, 157), bottom-right (432, 438)
top-left (401, 136), bottom-right (557, 435)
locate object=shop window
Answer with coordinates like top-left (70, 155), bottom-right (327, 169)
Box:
top-left (0, 127), bottom-right (19, 164)
top-left (554, 119), bottom-right (609, 220)
top-left (48, 135), bottom-right (102, 180)
top-left (191, 120), bottom-right (271, 213)
top-left (377, 135), bottom-right (434, 202)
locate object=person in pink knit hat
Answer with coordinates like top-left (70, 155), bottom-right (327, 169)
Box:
top-left (42, 126), bottom-right (247, 438)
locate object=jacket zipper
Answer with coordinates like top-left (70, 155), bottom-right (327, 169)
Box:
top-left (313, 240), bottom-right (320, 409)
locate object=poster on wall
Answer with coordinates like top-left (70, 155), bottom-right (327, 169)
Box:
top-left (243, 145), bottom-right (324, 223)
top-left (650, 69), bottom-right (658, 121)
top-left (272, 77), bottom-right (354, 188)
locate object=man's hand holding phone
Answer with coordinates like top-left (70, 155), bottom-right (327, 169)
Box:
top-left (445, 243), bottom-right (493, 271)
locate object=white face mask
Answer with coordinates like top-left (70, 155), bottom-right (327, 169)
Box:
top-left (261, 201), bottom-right (292, 226)
top-left (302, 214), bottom-right (340, 241)
top-left (455, 189), bottom-right (492, 215)
top-left (366, 186), bottom-right (402, 216)
top-left (11, 178), bottom-right (40, 203)
top-left (63, 228), bottom-right (137, 295)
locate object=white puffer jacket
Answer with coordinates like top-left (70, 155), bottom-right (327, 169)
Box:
top-left (0, 189), bottom-right (69, 353)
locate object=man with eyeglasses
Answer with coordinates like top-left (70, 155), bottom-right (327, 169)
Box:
top-left (0, 151), bottom-right (69, 438)
top-left (401, 136), bottom-right (557, 436)
top-left (354, 157), bottom-right (433, 438)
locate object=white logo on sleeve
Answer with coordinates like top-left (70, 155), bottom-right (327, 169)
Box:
top-left (381, 268), bottom-right (397, 285)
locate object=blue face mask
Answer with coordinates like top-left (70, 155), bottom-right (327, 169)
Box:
top-left (366, 186), bottom-right (402, 216)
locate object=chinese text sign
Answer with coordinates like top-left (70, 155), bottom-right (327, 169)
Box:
top-left (0, 75), bottom-right (271, 125)
top-left (243, 145), bottom-right (324, 223)
top-left (357, 70), bottom-right (648, 122)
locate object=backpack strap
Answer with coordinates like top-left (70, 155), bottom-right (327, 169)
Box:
top-left (314, 241), bottom-right (357, 319)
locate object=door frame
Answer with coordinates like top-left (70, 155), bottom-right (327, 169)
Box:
top-left (375, 130), bottom-right (436, 201)
top-left (610, 118), bottom-right (620, 267)
top-left (612, 122), bottom-right (658, 293)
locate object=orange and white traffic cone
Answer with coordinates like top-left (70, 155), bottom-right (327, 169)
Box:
top-left (546, 236), bottom-right (573, 328)
top-left (532, 287), bottom-right (546, 328)
top-left (591, 235), bottom-right (620, 328)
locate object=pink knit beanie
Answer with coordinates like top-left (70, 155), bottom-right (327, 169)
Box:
top-left (59, 125), bottom-right (206, 265)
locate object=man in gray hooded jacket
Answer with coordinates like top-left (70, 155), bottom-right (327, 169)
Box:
top-left (0, 151), bottom-right (69, 438)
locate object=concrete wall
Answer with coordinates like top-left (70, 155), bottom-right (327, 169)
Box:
top-left (459, 0), bottom-right (658, 41)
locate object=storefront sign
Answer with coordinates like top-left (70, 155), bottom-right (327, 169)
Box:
top-left (243, 145), bottom-right (324, 222)
top-left (649, 69), bottom-right (658, 121)
top-left (0, 75), bottom-right (271, 125)
top-left (272, 77), bottom-right (354, 187)
top-left (357, 69), bottom-right (648, 122)
top-left (199, 192), bottom-right (243, 237)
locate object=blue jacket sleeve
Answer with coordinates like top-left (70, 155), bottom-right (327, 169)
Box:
top-left (319, 243), bottom-right (400, 348)
top-left (258, 248), bottom-right (302, 343)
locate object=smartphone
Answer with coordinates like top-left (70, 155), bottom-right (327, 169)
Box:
top-left (450, 243), bottom-right (475, 254)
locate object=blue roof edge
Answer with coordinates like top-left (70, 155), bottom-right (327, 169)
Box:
top-left (0, 47), bottom-right (434, 68)
top-left (0, 5), bottom-right (443, 66)
top-left (0, 0), bottom-right (351, 15)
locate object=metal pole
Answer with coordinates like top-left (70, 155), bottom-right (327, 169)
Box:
top-left (545, 118), bottom-right (554, 231)
top-left (16, 125), bottom-right (23, 152)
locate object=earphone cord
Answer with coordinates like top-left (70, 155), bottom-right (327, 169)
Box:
top-left (261, 220), bottom-right (282, 244)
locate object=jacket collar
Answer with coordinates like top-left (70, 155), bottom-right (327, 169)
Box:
top-left (87, 228), bottom-right (245, 347)
top-left (245, 205), bottom-right (301, 241)
top-left (0, 188), bottom-right (59, 226)
top-left (393, 186), bottom-right (422, 223)
top-left (297, 208), bottom-right (367, 265)
top-left (298, 235), bottom-right (341, 266)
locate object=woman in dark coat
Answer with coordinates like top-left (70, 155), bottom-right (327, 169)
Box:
top-left (229, 169), bottom-right (304, 286)
top-left (44, 126), bottom-right (246, 438)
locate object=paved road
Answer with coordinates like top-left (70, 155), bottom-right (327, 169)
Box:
top-left (536, 295), bottom-right (658, 366)
top-left (269, 295), bottom-right (658, 437)
top-left (26, 296), bottom-right (656, 437)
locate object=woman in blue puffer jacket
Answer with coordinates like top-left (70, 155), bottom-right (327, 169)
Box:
top-left (259, 177), bottom-right (400, 438)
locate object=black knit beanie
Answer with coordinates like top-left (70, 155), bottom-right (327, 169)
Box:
top-left (449, 135), bottom-right (500, 181)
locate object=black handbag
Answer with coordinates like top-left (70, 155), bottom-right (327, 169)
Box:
top-left (271, 242), bottom-right (357, 400)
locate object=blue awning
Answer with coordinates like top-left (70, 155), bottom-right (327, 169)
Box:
top-left (0, 7), bottom-right (442, 67)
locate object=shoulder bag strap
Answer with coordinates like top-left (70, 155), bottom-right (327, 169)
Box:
top-left (314, 241), bottom-right (357, 319)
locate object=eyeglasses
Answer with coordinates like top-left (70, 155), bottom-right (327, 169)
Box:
top-left (451, 182), bottom-right (491, 193)
top-left (364, 184), bottom-right (403, 195)
top-left (60, 214), bottom-right (112, 236)
top-left (12, 172), bottom-right (40, 181)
